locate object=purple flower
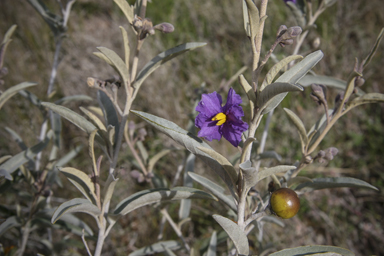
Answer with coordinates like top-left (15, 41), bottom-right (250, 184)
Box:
top-left (284, 0), bottom-right (297, 3)
top-left (195, 88), bottom-right (248, 147)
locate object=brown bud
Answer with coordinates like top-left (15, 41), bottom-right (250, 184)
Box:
top-left (310, 84), bottom-right (327, 105)
top-left (276, 25), bottom-right (288, 38)
top-left (153, 22), bottom-right (175, 33)
top-left (324, 147), bottom-right (338, 161)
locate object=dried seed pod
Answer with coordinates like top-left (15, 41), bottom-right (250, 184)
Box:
top-left (270, 188), bottom-right (300, 219)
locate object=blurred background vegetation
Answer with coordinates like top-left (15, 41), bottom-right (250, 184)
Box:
top-left (0, 0), bottom-right (383, 255)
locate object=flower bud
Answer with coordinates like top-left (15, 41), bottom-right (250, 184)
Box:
top-left (153, 22), bottom-right (175, 33)
top-left (324, 147), bottom-right (338, 161)
top-left (138, 128), bottom-right (147, 141)
top-left (355, 76), bottom-right (365, 87)
top-left (276, 25), bottom-right (288, 38)
top-left (310, 84), bottom-right (327, 105)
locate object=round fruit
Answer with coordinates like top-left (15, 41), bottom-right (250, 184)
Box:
top-left (270, 188), bottom-right (300, 219)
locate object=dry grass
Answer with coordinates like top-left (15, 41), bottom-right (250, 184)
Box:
top-left (1, 0), bottom-right (384, 255)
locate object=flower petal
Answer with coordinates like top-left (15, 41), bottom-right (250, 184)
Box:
top-left (195, 91), bottom-right (223, 118)
top-left (221, 122), bottom-right (248, 147)
top-left (223, 88), bottom-right (243, 113)
top-left (197, 121), bottom-right (222, 141)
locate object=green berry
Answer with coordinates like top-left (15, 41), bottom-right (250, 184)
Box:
top-left (270, 188), bottom-right (300, 219)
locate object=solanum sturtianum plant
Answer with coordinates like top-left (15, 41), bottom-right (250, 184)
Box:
top-left (131, 0), bottom-right (383, 255)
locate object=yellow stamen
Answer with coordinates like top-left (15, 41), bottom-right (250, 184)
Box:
top-left (212, 112), bottom-right (227, 126)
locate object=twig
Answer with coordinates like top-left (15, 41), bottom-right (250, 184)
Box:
top-left (82, 229), bottom-right (92, 256)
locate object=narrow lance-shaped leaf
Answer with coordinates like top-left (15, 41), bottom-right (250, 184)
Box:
top-left (131, 110), bottom-right (238, 200)
top-left (113, 187), bottom-right (217, 216)
top-left (261, 50), bottom-right (324, 114)
top-left (97, 90), bottom-right (120, 144)
top-left (102, 174), bottom-right (119, 213)
top-left (206, 231), bottom-right (217, 256)
top-left (80, 106), bottom-right (107, 132)
top-left (51, 198), bottom-right (101, 225)
top-left (113, 0), bottom-right (135, 31)
top-left (258, 165), bottom-right (296, 182)
top-left (239, 74), bottom-right (256, 117)
top-left (269, 245), bottom-right (354, 256)
top-left (0, 82), bottom-right (37, 110)
top-left (362, 27), bottom-right (384, 69)
top-left (298, 74), bottom-right (365, 96)
top-left (179, 153), bottom-right (195, 220)
top-left (133, 42), bottom-right (206, 91)
top-left (59, 167), bottom-right (98, 205)
top-left (54, 95), bottom-right (93, 105)
top-left (283, 108), bottom-right (308, 151)
top-left (344, 93), bottom-right (384, 114)
top-left (260, 55), bottom-right (303, 91)
top-left (97, 46), bottom-right (130, 86)
top-left (244, 0), bottom-right (260, 41)
top-left (295, 177), bottom-right (378, 192)
top-left (188, 172), bottom-right (237, 212)
top-left (0, 216), bottom-right (21, 236)
top-left (212, 214), bottom-right (249, 255)
top-left (1, 24), bottom-right (17, 45)
top-left (119, 26), bottom-right (130, 69)
top-left (0, 130), bottom-right (53, 179)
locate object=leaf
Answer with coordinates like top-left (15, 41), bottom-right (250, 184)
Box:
top-left (1, 24), bottom-right (17, 45)
top-left (97, 90), bottom-right (120, 144)
top-left (129, 241), bottom-right (180, 256)
top-left (5, 126), bottom-right (27, 150)
top-left (188, 172), bottom-right (237, 212)
top-left (283, 108), bottom-right (308, 150)
top-left (287, 176), bottom-right (313, 189)
top-left (113, 187), bottom-right (217, 216)
top-left (162, 245), bottom-right (177, 256)
top-left (342, 75), bottom-right (359, 106)
top-left (260, 55), bottom-right (303, 91)
top-left (80, 106), bottom-right (107, 132)
top-left (42, 102), bottom-right (97, 134)
top-left (206, 231), bottom-right (217, 256)
top-left (51, 198), bottom-right (101, 224)
top-left (59, 167), bottom-right (98, 205)
top-left (295, 177), bottom-right (378, 192)
top-left (261, 50), bottom-right (324, 114)
top-left (298, 75), bottom-right (365, 96)
top-left (93, 52), bottom-right (113, 65)
top-left (179, 153), bottom-right (195, 220)
top-left (133, 42), bottom-right (206, 90)
top-left (114, 0), bottom-right (135, 28)
top-left (119, 26), bottom-right (130, 68)
top-left (363, 27), bottom-right (384, 69)
top-left (0, 130), bottom-right (53, 180)
top-left (258, 165), bottom-right (296, 182)
top-left (239, 160), bottom-right (258, 190)
top-left (0, 169), bottom-right (12, 180)
top-left (239, 74), bottom-right (256, 117)
top-left (257, 82), bottom-right (303, 113)
top-left (197, 147), bottom-right (238, 184)
top-left (50, 111), bottom-right (62, 148)
top-left (242, 0), bottom-right (251, 37)
top-left (131, 110), bottom-right (237, 199)
top-left (102, 173), bottom-right (119, 212)
top-left (344, 93), bottom-right (384, 114)
top-left (268, 245), bottom-right (354, 256)
top-left (0, 216), bottom-right (21, 236)
top-left (212, 214), bottom-right (249, 255)
top-left (54, 95), bottom-right (93, 105)
top-left (97, 46), bottom-right (130, 85)
top-left (0, 82), bottom-right (37, 110)
top-left (259, 216), bottom-right (284, 228)
top-left (307, 109), bottom-right (333, 147)
top-left (244, 0), bottom-right (260, 40)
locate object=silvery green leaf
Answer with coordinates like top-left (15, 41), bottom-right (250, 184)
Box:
top-left (129, 241), bottom-right (180, 256)
top-left (93, 52), bottom-right (113, 66)
top-left (363, 27), bottom-right (384, 69)
top-left (260, 55), bottom-right (303, 92)
top-left (0, 216), bottom-right (21, 236)
top-left (212, 214), bottom-right (249, 255)
top-left (188, 172), bottom-right (237, 212)
top-left (262, 50), bottom-right (324, 114)
top-left (59, 167), bottom-right (98, 205)
top-left (258, 165), bottom-right (296, 182)
top-left (1, 24), bottom-right (17, 45)
top-left (258, 82), bottom-right (303, 114)
top-left (114, 0), bottom-right (135, 29)
top-left (239, 74), bottom-right (256, 117)
top-left (0, 82), bottom-right (37, 110)
top-left (197, 146), bottom-right (238, 184)
top-left (51, 198), bottom-right (101, 225)
top-left (0, 130), bottom-right (53, 180)
top-left (133, 42), bottom-right (206, 90)
top-left (97, 90), bottom-right (119, 144)
top-left (27, 0), bottom-right (64, 36)
top-left (54, 95), bottom-right (93, 105)
top-left (298, 75), bottom-right (365, 96)
top-left (113, 187), bottom-right (217, 216)
top-left (244, 0), bottom-right (260, 40)
top-left (206, 231), bottom-right (217, 256)
top-left (0, 169), bottom-right (12, 180)
top-left (136, 141), bottom-right (148, 164)
top-left (5, 126), bottom-right (27, 150)
top-left (50, 111), bottom-right (62, 148)
top-left (162, 245), bottom-right (177, 256)
top-left (80, 106), bottom-right (107, 132)
top-left (242, 0), bottom-right (251, 37)
top-left (119, 26), bottom-right (130, 67)
top-left (97, 47), bottom-right (130, 85)
top-left (18, 90), bottom-right (43, 110)
top-left (287, 176), bottom-right (313, 189)
top-left (37, 209), bottom-right (93, 236)
top-left (268, 245), bottom-right (354, 256)
top-left (239, 160), bottom-right (258, 190)
top-left (102, 173), bottom-right (119, 212)
top-left (343, 75), bottom-right (359, 106)
top-left (283, 108), bottom-right (308, 149)
top-left (295, 177), bottom-right (378, 192)
top-left (131, 110), bottom-right (237, 199)
top-left (179, 153), bottom-right (195, 220)
top-left (344, 93), bottom-right (384, 114)
top-left (41, 102), bottom-right (96, 134)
